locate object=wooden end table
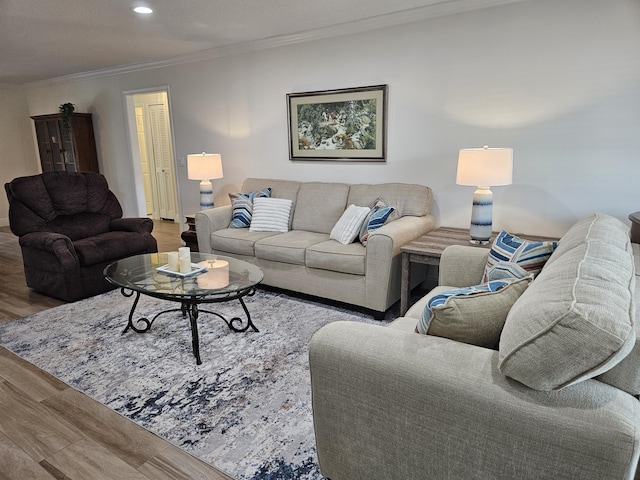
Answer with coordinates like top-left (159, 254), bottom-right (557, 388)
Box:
top-left (400, 227), bottom-right (558, 316)
top-left (181, 214), bottom-right (199, 251)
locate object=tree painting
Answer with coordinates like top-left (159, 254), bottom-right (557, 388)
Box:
top-left (297, 99), bottom-right (377, 151)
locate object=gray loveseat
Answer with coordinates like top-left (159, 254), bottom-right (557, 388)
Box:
top-left (195, 178), bottom-right (434, 316)
top-left (310, 213), bottom-right (640, 479)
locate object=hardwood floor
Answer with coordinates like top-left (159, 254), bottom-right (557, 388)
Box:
top-left (0, 221), bottom-right (232, 479)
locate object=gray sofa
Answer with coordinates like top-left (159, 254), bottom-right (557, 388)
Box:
top-left (195, 178), bottom-right (435, 316)
top-left (310, 213), bottom-right (640, 479)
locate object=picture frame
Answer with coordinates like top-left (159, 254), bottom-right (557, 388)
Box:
top-left (287, 84), bottom-right (388, 161)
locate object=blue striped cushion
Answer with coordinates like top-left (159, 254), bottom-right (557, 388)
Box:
top-left (483, 231), bottom-right (558, 282)
top-left (229, 188), bottom-right (271, 228)
top-left (359, 198), bottom-right (396, 246)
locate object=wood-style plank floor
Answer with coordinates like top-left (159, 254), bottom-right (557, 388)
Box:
top-left (0, 221), bottom-right (233, 480)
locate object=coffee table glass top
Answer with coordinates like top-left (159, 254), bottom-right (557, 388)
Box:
top-left (104, 252), bottom-right (263, 298)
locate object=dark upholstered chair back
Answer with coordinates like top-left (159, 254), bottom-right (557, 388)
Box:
top-left (5, 171), bottom-right (157, 302)
top-left (6, 171), bottom-right (123, 239)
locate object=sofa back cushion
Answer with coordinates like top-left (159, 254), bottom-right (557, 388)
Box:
top-left (498, 213), bottom-right (636, 391)
top-left (6, 172), bottom-right (123, 237)
top-left (292, 182), bottom-right (350, 234)
top-left (347, 183), bottom-right (432, 217)
top-left (49, 212), bottom-right (112, 240)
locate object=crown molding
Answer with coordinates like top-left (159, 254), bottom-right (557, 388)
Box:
top-left (25, 0), bottom-right (525, 88)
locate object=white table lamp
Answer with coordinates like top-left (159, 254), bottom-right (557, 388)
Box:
top-left (187, 153), bottom-right (223, 210)
top-left (456, 146), bottom-right (513, 244)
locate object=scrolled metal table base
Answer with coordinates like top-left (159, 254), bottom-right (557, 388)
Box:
top-left (120, 287), bottom-right (259, 365)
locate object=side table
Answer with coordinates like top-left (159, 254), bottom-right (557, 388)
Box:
top-left (180, 214), bottom-right (199, 251)
top-left (400, 227), bottom-right (558, 316)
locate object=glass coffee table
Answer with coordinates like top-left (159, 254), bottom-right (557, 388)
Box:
top-left (104, 252), bottom-right (264, 364)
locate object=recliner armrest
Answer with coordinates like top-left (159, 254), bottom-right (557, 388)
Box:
top-left (109, 217), bottom-right (154, 234)
top-left (310, 321), bottom-right (640, 480)
top-left (18, 231), bottom-right (79, 268)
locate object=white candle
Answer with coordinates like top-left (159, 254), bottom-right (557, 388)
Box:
top-left (178, 246), bottom-right (191, 273)
top-left (179, 254), bottom-right (192, 273)
top-left (197, 260), bottom-right (230, 289)
top-left (167, 251), bottom-right (179, 272)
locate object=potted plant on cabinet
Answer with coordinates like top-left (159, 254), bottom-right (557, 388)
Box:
top-left (59, 102), bottom-right (75, 141)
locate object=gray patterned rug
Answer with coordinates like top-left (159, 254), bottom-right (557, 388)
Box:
top-left (0, 288), bottom-right (397, 479)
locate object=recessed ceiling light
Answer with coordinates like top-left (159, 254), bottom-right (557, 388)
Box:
top-left (132, 6), bottom-right (153, 14)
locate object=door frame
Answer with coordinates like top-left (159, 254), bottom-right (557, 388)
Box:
top-left (123, 86), bottom-right (182, 226)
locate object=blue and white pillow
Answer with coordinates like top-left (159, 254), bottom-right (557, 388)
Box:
top-left (483, 231), bottom-right (558, 282)
top-left (229, 188), bottom-right (271, 228)
top-left (359, 198), bottom-right (396, 246)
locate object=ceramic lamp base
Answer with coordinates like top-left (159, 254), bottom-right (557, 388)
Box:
top-left (199, 180), bottom-right (214, 210)
top-left (469, 187), bottom-right (493, 244)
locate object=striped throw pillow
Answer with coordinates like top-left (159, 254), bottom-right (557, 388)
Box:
top-left (359, 198), bottom-right (396, 246)
top-left (483, 231), bottom-right (558, 283)
top-left (249, 197), bottom-right (292, 232)
top-left (330, 205), bottom-right (371, 245)
top-left (229, 188), bottom-right (271, 228)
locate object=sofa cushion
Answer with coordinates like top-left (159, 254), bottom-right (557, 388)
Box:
top-left (292, 182), bottom-right (349, 234)
top-left (255, 231), bottom-right (328, 265)
top-left (596, 241), bottom-right (640, 395)
top-left (499, 238), bottom-right (636, 391)
top-left (229, 188), bottom-right (271, 228)
top-left (306, 240), bottom-right (366, 275)
top-left (359, 198), bottom-right (396, 246)
top-left (212, 228), bottom-right (279, 256)
top-left (330, 204), bottom-right (370, 245)
top-left (249, 198), bottom-right (293, 233)
top-left (347, 183), bottom-right (432, 217)
top-left (416, 278), bottom-right (531, 349)
top-left (545, 213), bottom-right (630, 267)
top-left (483, 231), bottom-right (558, 283)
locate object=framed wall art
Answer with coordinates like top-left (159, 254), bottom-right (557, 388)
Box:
top-left (287, 84), bottom-right (388, 161)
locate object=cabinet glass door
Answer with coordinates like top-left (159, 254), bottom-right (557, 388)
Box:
top-left (61, 123), bottom-right (77, 172)
top-left (46, 120), bottom-right (65, 171)
top-left (35, 120), bottom-right (54, 172)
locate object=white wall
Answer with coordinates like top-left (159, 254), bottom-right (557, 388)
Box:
top-left (0, 85), bottom-right (41, 226)
top-left (8, 0), bottom-right (640, 236)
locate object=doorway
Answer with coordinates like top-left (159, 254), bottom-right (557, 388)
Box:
top-left (125, 89), bottom-right (179, 222)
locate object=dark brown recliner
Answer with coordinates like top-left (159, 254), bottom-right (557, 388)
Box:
top-left (5, 171), bottom-right (158, 302)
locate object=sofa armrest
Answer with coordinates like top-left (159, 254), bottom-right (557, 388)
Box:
top-left (195, 206), bottom-right (233, 254)
top-left (364, 215), bottom-right (435, 311)
top-left (310, 321), bottom-right (640, 480)
top-left (109, 217), bottom-right (154, 234)
top-left (19, 231), bottom-right (79, 268)
top-left (438, 244), bottom-right (489, 286)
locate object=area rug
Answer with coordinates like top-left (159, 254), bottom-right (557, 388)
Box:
top-left (0, 288), bottom-right (397, 479)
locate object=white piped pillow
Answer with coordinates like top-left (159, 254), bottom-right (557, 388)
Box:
top-left (330, 205), bottom-right (371, 245)
top-left (249, 197), bottom-right (293, 232)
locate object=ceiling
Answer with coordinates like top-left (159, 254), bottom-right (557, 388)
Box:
top-left (0, 0), bottom-right (524, 85)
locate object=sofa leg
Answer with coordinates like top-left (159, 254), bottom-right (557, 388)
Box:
top-left (372, 310), bottom-right (386, 321)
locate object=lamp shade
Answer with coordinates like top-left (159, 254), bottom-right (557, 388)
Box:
top-left (456, 146), bottom-right (513, 187)
top-left (187, 153), bottom-right (223, 180)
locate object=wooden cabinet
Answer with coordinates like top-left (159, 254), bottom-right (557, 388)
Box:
top-left (31, 113), bottom-right (99, 173)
